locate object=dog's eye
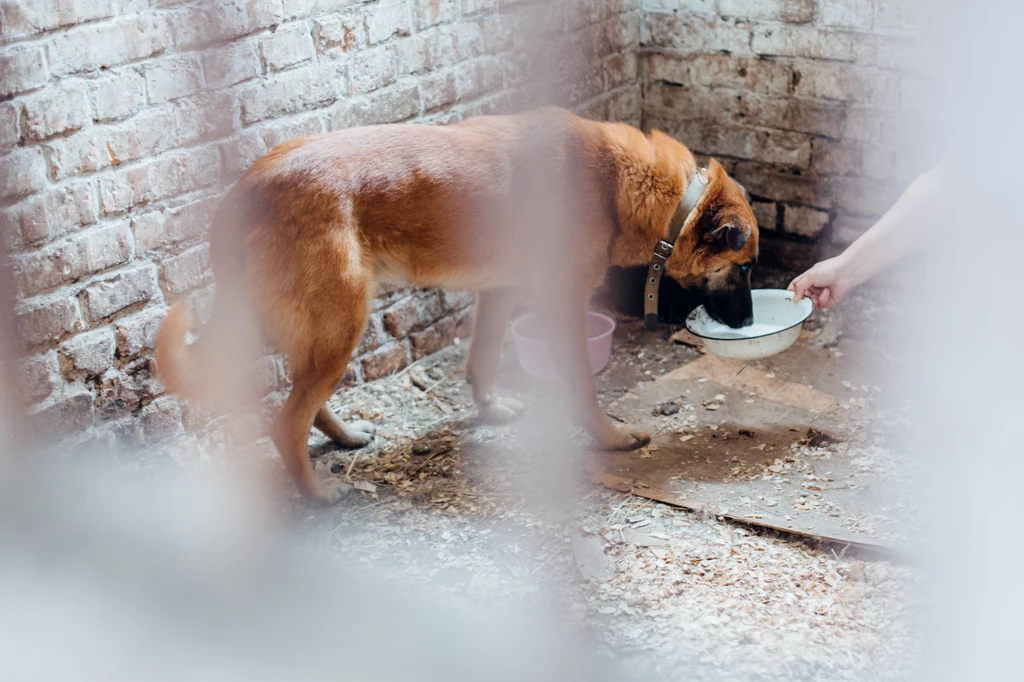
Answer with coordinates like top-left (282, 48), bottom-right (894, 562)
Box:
top-left (738, 263), bottom-right (753, 273)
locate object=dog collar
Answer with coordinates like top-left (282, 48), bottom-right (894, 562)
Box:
top-left (643, 167), bottom-right (709, 329)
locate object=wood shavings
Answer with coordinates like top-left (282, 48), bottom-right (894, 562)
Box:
top-left (296, 314), bottom-right (924, 681)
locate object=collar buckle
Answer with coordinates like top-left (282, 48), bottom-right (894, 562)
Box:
top-left (654, 240), bottom-right (673, 258)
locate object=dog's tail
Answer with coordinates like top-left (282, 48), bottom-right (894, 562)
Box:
top-left (155, 201), bottom-right (262, 412)
top-left (154, 304), bottom-right (197, 399)
top-left (155, 289), bottom-right (262, 416)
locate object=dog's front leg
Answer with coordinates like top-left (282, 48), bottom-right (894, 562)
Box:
top-left (535, 292), bottom-right (650, 451)
top-left (467, 287), bottom-right (526, 424)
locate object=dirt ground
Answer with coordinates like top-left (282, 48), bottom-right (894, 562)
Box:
top-left (297, 278), bottom-right (927, 681)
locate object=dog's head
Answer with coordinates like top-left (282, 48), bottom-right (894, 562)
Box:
top-left (665, 159), bottom-right (759, 328)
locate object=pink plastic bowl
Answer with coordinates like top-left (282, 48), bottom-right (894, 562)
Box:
top-left (510, 311), bottom-right (616, 380)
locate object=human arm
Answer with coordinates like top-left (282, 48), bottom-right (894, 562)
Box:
top-left (789, 164), bottom-right (950, 308)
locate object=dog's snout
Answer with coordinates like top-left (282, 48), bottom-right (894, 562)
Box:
top-left (703, 289), bottom-right (753, 329)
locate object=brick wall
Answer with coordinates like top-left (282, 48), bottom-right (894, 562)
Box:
top-left (2, 0), bottom-right (932, 450)
top-left (641, 0), bottom-right (932, 271)
top-left (1, 0), bottom-right (642, 451)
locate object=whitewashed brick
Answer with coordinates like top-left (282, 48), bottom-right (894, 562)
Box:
top-left (366, 1), bottom-right (412, 45)
top-left (420, 70), bottom-right (458, 111)
top-left (116, 305), bottom-right (168, 357)
top-left (22, 81), bottom-right (91, 141)
top-left (605, 86), bottom-right (641, 124)
top-left (132, 197), bottom-right (216, 252)
top-left (394, 29), bottom-right (454, 76)
top-left (462, 0), bottom-right (498, 15)
top-left (811, 138), bottom-right (860, 175)
top-left (793, 62), bottom-right (900, 106)
top-left (89, 69), bottom-right (148, 122)
top-left (783, 205), bottom-right (830, 238)
top-left (138, 397), bottom-right (183, 443)
top-left (161, 244), bottom-right (211, 295)
top-left (15, 222), bottom-right (133, 296)
top-left (334, 81), bottom-right (421, 128)
top-left (221, 128), bottom-right (268, 179)
top-left (0, 46), bottom-right (48, 96)
top-left (207, 0), bottom-right (285, 43)
top-left (733, 161), bottom-right (832, 209)
top-left (454, 58), bottom-right (503, 100)
top-left (203, 41), bottom-right (261, 89)
top-left (643, 13), bottom-right (752, 54)
top-left (751, 201), bottom-right (777, 230)
top-left (240, 62), bottom-right (340, 122)
top-left (263, 114), bottom-right (323, 148)
top-left (16, 294), bottom-right (84, 348)
top-left (0, 147), bottom-right (48, 200)
top-left (642, 0), bottom-right (714, 13)
top-left (819, 0), bottom-right (874, 29)
top-left (416, 0), bottom-right (458, 30)
top-left (348, 45), bottom-right (397, 94)
top-left (689, 55), bottom-right (793, 96)
top-left (605, 50), bottom-right (639, 91)
top-left (313, 15), bottom-right (367, 55)
top-left (61, 328), bottom-right (116, 377)
top-left (261, 23), bottom-right (316, 71)
top-left (18, 352), bottom-right (59, 402)
top-left (719, 0), bottom-right (815, 24)
top-left (99, 146), bottom-right (220, 215)
top-left (755, 130), bottom-right (811, 169)
top-left (81, 263), bottom-right (160, 320)
top-left (285, 0), bottom-right (361, 21)
top-left (145, 55), bottom-right (204, 102)
top-left (453, 22), bottom-right (486, 60)
top-left (1, 2), bottom-right (52, 43)
top-left (173, 91), bottom-right (237, 146)
top-left (740, 93), bottom-right (845, 137)
top-left (9, 182), bottom-right (99, 246)
top-left (46, 14), bottom-right (170, 76)
top-left (29, 390), bottom-right (95, 436)
top-left (752, 26), bottom-right (854, 61)
top-left (2, 0), bottom-right (117, 40)
top-left (45, 128), bottom-right (113, 180)
top-left (0, 102), bottom-right (19, 146)
top-left (668, 119), bottom-right (758, 161)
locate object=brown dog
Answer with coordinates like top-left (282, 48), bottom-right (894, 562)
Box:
top-left (156, 108), bottom-right (759, 504)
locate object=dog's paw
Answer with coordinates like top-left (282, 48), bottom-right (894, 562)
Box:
top-left (595, 423), bottom-right (650, 451)
top-left (338, 420), bottom-right (375, 448)
top-left (477, 396), bottom-right (526, 424)
top-left (310, 479), bottom-right (353, 506)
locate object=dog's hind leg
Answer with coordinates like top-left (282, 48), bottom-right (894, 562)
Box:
top-left (466, 287), bottom-right (525, 424)
top-left (272, 290), bottom-right (369, 505)
top-left (273, 357), bottom-right (355, 505)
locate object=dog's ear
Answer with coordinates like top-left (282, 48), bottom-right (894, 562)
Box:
top-left (707, 224), bottom-right (749, 251)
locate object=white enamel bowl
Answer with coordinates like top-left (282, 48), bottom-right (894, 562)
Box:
top-left (685, 289), bottom-right (813, 360)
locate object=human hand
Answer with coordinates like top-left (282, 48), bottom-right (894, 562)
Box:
top-left (788, 255), bottom-right (855, 309)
